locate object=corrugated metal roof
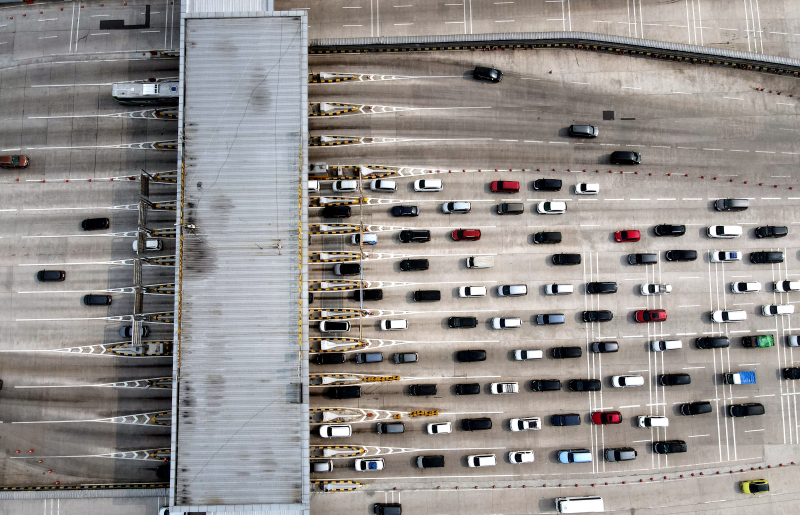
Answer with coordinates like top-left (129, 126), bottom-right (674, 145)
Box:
top-left (186, 0), bottom-right (272, 13)
top-left (175, 12), bottom-right (308, 511)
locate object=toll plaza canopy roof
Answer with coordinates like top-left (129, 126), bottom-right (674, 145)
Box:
top-left (174, 8), bottom-right (308, 514)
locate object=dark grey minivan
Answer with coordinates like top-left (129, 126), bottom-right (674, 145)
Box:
top-left (569, 125), bottom-right (599, 138)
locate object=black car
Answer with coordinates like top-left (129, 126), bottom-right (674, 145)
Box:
top-left (537, 314), bottom-right (565, 325)
top-left (392, 205), bottom-right (419, 217)
top-left (462, 417), bottom-right (492, 431)
top-left (569, 379), bottom-right (601, 392)
top-left (533, 178), bottom-right (562, 191)
top-left (552, 413), bottom-right (581, 426)
top-left (591, 341), bottom-right (619, 353)
top-left (531, 379), bottom-right (562, 392)
top-left (658, 373), bottom-right (691, 386)
top-left (553, 346), bottom-right (582, 359)
top-left (750, 251), bottom-right (784, 264)
top-left (81, 217), bottom-right (109, 231)
top-left (756, 225), bottom-right (788, 238)
top-left (605, 447), bottom-right (637, 462)
top-left (680, 401), bottom-right (712, 416)
top-left (374, 503), bottom-right (402, 515)
top-left (334, 263), bottom-right (360, 276)
top-left (320, 206), bottom-right (351, 218)
top-left (665, 250), bottom-right (697, 262)
top-left (399, 229), bottom-right (431, 243)
top-left (610, 151), bottom-right (641, 165)
top-left (316, 353), bottom-right (346, 365)
top-left (728, 403), bottom-right (765, 417)
top-left (552, 253), bottom-right (581, 265)
top-left (37, 270), bottom-right (65, 282)
top-left (628, 253), bottom-right (658, 265)
top-left (457, 350), bottom-right (487, 362)
top-left (653, 440), bottom-right (687, 454)
top-left (455, 383), bottom-right (481, 395)
top-left (83, 294), bottom-right (112, 306)
top-left (473, 66), bottom-right (502, 82)
top-left (533, 231), bottom-right (562, 244)
top-left (696, 337), bottom-right (730, 349)
top-left (352, 289), bottom-right (383, 301)
top-left (583, 310), bottom-right (613, 322)
top-left (409, 384), bottom-right (437, 396)
top-left (654, 224), bottom-right (686, 237)
top-left (783, 367), bottom-right (800, 380)
top-left (449, 316), bottom-right (478, 329)
top-left (399, 259), bottom-right (429, 271)
top-left (156, 465), bottom-right (169, 479)
top-left (328, 386), bottom-right (362, 399)
top-left (587, 282), bottom-right (617, 294)
top-left (417, 455), bottom-right (445, 468)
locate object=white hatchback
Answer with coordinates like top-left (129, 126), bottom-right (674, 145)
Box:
top-left (442, 201), bottom-right (471, 214)
top-left (641, 283), bottom-right (672, 295)
top-left (414, 179), bottom-right (443, 192)
top-left (731, 281), bottom-right (762, 293)
top-left (370, 179), bottom-right (397, 192)
top-left (575, 183), bottom-right (599, 195)
top-left (537, 201), bottom-right (567, 214)
top-left (332, 179), bottom-right (359, 192)
top-left (132, 238), bottom-right (162, 252)
top-left (427, 422), bottom-right (452, 435)
top-left (467, 454), bottom-right (497, 468)
top-left (319, 424), bottom-right (352, 438)
top-left (459, 286), bottom-right (487, 298)
top-left (762, 304), bottom-right (795, 316)
top-left (707, 225), bottom-right (743, 238)
top-left (492, 317), bottom-right (522, 329)
top-left (611, 375), bottom-right (645, 388)
top-left (514, 349), bottom-right (543, 361)
top-left (380, 319), bottom-right (408, 331)
top-left (508, 450), bottom-right (535, 464)
top-left (774, 280), bottom-right (800, 293)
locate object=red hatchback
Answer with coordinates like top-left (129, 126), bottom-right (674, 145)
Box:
top-left (614, 230), bottom-right (641, 242)
top-left (452, 229), bottom-right (481, 241)
top-left (591, 411), bottom-right (622, 425)
top-left (635, 309), bottom-right (667, 323)
top-left (490, 181), bottom-right (520, 193)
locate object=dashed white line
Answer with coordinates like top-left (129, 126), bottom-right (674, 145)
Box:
top-left (743, 429), bottom-right (764, 433)
top-left (755, 150), bottom-right (776, 154)
top-left (677, 146), bottom-right (697, 150)
top-left (723, 97), bottom-right (744, 100)
top-left (494, 20), bottom-right (515, 23)
top-left (622, 86), bottom-right (641, 90)
top-left (679, 305), bottom-right (700, 308)
top-left (523, 140), bottom-right (543, 143)
top-left (651, 145), bottom-right (671, 148)
top-left (571, 81), bottom-right (590, 85)
top-left (688, 434), bottom-right (710, 437)
top-left (657, 198), bottom-right (675, 201)
top-left (703, 148), bottom-right (724, 151)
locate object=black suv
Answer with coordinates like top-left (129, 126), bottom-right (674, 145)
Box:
top-left (629, 253), bottom-right (658, 265)
top-left (751, 251), bottom-right (783, 264)
top-left (696, 337), bottom-right (730, 349)
top-left (553, 253), bottom-right (581, 265)
top-left (783, 368), bottom-right (800, 380)
top-left (665, 250), bottom-right (697, 262)
top-left (320, 206), bottom-right (351, 218)
top-left (449, 316), bottom-right (478, 329)
top-left (457, 350), bottom-right (487, 362)
top-left (610, 151), bottom-right (641, 165)
top-left (83, 294), bottom-right (112, 306)
top-left (553, 346), bottom-right (582, 359)
top-left (37, 270), bottom-right (65, 282)
top-left (462, 417), bottom-right (492, 431)
top-left (569, 379), bottom-right (601, 392)
top-left (327, 386), bottom-right (362, 399)
top-left (658, 373), bottom-right (691, 386)
top-left (81, 217), bottom-right (109, 231)
top-left (399, 230), bottom-right (431, 243)
top-left (531, 379), bottom-right (561, 391)
top-left (533, 178), bottom-right (562, 191)
top-left (653, 440), bottom-right (687, 454)
top-left (680, 401), bottom-right (712, 416)
top-left (728, 403), bottom-right (765, 417)
top-left (409, 384), bottom-right (437, 396)
top-left (533, 231), bottom-right (562, 244)
top-left (316, 353), bottom-right (346, 365)
top-left (654, 224), bottom-right (686, 237)
top-left (591, 341), bottom-right (619, 353)
top-left (583, 310), bottom-right (613, 322)
top-left (756, 225), bottom-right (788, 238)
top-left (455, 383), bottom-right (481, 395)
top-left (400, 259), bottom-right (429, 271)
top-left (473, 66), bottom-right (502, 82)
top-left (587, 282), bottom-right (617, 294)
top-left (392, 205), bottom-right (419, 217)
top-left (552, 413), bottom-right (581, 426)
top-left (352, 289), bottom-right (383, 301)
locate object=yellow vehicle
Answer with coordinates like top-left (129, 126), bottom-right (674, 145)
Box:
top-left (740, 479), bottom-right (769, 494)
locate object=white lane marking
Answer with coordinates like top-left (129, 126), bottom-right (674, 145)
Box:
top-left (688, 434), bottom-right (710, 437)
top-left (494, 20), bottom-right (515, 23)
top-left (618, 405), bottom-right (640, 409)
top-left (622, 86), bottom-right (641, 90)
top-left (571, 81), bottom-right (590, 85)
top-left (724, 97), bottom-right (744, 100)
top-left (743, 429), bottom-right (764, 433)
top-left (703, 148), bottom-right (723, 151)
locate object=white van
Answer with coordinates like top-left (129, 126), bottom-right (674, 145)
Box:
top-left (370, 179), bottom-right (396, 192)
top-left (555, 496), bottom-right (604, 514)
top-left (611, 375), bottom-right (645, 387)
top-left (711, 309), bottom-right (747, 323)
top-left (132, 238), bottom-right (163, 252)
top-left (414, 179), bottom-right (443, 192)
top-left (466, 256), bottom-right (494, 269)
top-left (651, 339), bottom-right (682, 352)
top-left (637, 415), bottom-right (668, 428)
top-left (762, 304), bottom-right (795, 316)
top-left (545, 284), bottom-right (573, 295)
top-left (332, 180), bottom-right (359, 193)
top-left (467, 454), bottom-right (496, 468)
top-left (574, 183), bottom-right (599, 195)
top-left (319, 424), bottom-right (352, 438)
top-left (707, 225), bottom-right (743, 238)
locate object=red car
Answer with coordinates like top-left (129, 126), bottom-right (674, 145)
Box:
top-left (614, 230), bottom-right (641, 242)
top-left (635, 309), bottom-right (667, 323)
top-left (591, 411), bottom-right (622, 425)
top-left (452, 229), bottom-right (481, 241)
top-left (490, 181), bottom-right (520, 193)
top-left (0, 155), bottom-right (29, 168)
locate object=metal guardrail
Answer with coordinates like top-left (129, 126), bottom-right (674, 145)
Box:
top-left (310, 32), bottom-right (800, 76)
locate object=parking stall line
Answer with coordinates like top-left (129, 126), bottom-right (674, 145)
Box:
top-left (708, 255), bottom-right (724, 462)
top-left (772, 257), bottom-right (790, 443)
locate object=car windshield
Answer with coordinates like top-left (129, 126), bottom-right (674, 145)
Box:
top-left (11, 156), bottom-right (19, 165)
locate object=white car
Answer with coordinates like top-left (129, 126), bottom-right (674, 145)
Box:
top-left (707, 225), bottom-right (743, 238)
top-left (413, 179), bottom-right (443, 192)
top-left (711, 309), bottom-right (747, 323)
top-left (467, 454), bottom-right (496, 468)
top-left (762, 304), bottom-right (795, 316)
top-left (788, 335), bottom-right (800, 347)
top-left (319, 424), bottom-right (352, 438)
top-left (370, 179), bottom-right (396, 192)
top-left (490, 382), bottom-right (519, 394)
top-left (332, 179), bottom-right (358, 192)
top-left (459, 286), bottom-right (487, 298)
top-left (710, 250), bottom-right (742, 263)
top-left (575, 183), bottom-right (599, 195)
top-left (308, 180), bottom-right (320, 193)
top-left (132, 238), bottom-right (162, 251)
top-left (350, 233), bottom-right (377, 245)
top-left (774, 280), bottom-right (800, 293)
top-left (537, 201), bottom-right (567, 214)
top-left (510, 417), bottom-right (542, 431)
top-left (641, 283), bottom-right (672, 295)
top-left (514, 349), bottom-right (543, 361)
top-left (545, 284), bottom-right (573, 295)
top-left (731, 281), bottom-right (761, 294)
top-left (354, 458), bottom-right (385, 471)
top-left (611, 375), bottom-right (645, 388)
top-left (442, 201), bottom-right (471, 214)
top-left (508, 450), bottom-right (535, 464)
top-left (497, 284), bottom-right (528, 297)
top-left (380, 319), bottom-right (408, 331)
top-left (426, 422), bottom-right (452, 435)
top-left (492, 317), bottom-right (522, 329)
